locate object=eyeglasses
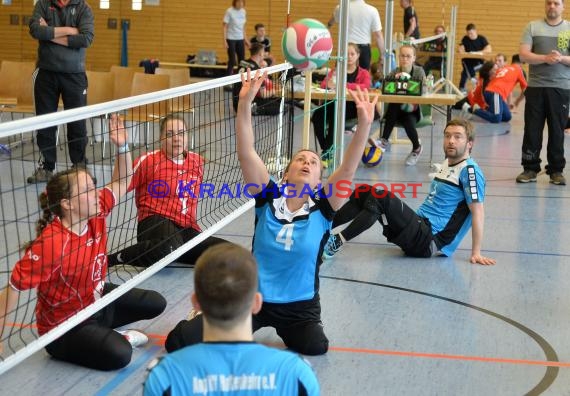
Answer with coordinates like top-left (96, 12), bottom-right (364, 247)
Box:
top-left (164, 130), bottom-right (188, 138)
top-left (399, 54), bottom-right (414, 59)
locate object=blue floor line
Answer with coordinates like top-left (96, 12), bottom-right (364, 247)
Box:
top-left (94, 345), bottom-right (160, 396)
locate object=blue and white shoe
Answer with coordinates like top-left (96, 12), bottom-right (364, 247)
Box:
top-left (322, 233), bottom-right (343, 259)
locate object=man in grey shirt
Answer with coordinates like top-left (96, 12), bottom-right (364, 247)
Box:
top-left (517, 0), bottom-right (570, 185)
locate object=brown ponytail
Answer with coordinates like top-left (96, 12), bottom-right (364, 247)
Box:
top-left (23, 168), bottom-right (87, 249)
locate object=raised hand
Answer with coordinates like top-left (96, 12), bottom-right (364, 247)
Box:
top-left (109, 114), bottom-right (128, 147)
top-left (348, 86), bottom-right (378, 128)
top-left (239, 69), bottom-right (268, 104)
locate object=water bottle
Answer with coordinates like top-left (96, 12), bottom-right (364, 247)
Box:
top-left (426, 73), bottom-right (434, 94)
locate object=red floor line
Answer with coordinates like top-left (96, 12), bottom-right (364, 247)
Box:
top-left (8, 326), bottom-right (570, 368)
top-left (330, 346), bottom-right (570, 367)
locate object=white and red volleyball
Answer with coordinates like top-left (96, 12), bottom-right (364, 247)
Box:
top-left (281, 18), bottom-right (333, 71)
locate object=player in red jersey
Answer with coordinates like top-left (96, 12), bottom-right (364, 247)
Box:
top-left (0, 115), bottom-right (166, 370)
top-left (472, 59), bottom-right (528, 123)
top-left (108, 113), bottom-right (226, 268)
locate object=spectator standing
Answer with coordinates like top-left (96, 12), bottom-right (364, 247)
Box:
top-left (400, 0), bottom-right (420, 40)
top-left (516, 0), bottom-right (570, 185)
top-left (327, 0), bottom-right (385, 70)
top-left (27, 0), bottom-right (95, 184)
top-left (223, 0), bottom-right (249, 77)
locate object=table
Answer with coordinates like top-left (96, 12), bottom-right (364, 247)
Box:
top-left (160, 62), bottom-right (236, 78)
top-left (294, 87), bottom-right (460, 165)
top-left (457, 51), bottom-right (496, 60)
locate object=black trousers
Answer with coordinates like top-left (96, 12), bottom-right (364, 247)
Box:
top-left (45, 283), bottom-right (166, 371)
top-left (459, 59), bottom-right (483, 90)
top-left (522, 86), bottom-right (570, 174)
top-left (357, 44), bottom-right (371, 70)
top-left (34, 69), bottom-right (88, 171)
top-left (226, 39), bottom-right (245, 75)
top-left (109, 215), bottom-right (227, 267)
top-left (311, 101), bottom-right (358, 158)
top-left (382, 103), bottom-right (421, 150)
top-left (333, 189), bottom-right (434, 257)
top-left (165, 296), bottom-right (329, 356)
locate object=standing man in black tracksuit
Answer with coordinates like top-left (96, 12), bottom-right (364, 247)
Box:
top-left (27, 0), bottom-right (94, 184)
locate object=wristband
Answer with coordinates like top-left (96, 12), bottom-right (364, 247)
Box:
top-left (117, 143), bottom-right (129, 154)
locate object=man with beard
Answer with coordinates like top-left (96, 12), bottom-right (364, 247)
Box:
top-left (322, 118), bottom-right (496, 266)
top-left (516, 0), bottom-right (570, 185)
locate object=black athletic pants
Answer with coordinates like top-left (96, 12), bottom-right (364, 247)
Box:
top-left (45, 283), bottom-right (166, 371)
top-left (165, 295), bottom-right (329, 356)
top-left (109, 215), bottom-right (227, 267)
top-left (226, 39), bottom-right (245, 76)
top-left (333, 189), bottom-right (434, 257)
top-left (521, 86), bottom-right (570, 174)
top-left (34, 69), bottom-right (88, 171)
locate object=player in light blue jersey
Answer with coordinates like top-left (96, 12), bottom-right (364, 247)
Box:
top-left (144, 243), bottom-right (320, 396)
top-left (165, 69), bottom-right (378, 355)
top-left (323, 118), bottom-right (496, 265)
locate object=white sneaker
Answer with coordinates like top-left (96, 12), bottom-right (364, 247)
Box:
top-left (118, 329), bottom-right (149, 348)
top-left (460, 102), bottom-right (472, 119)
top-left (405, 145), bottom-right (423, 166)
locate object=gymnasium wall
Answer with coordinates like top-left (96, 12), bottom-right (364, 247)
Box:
top-left (0, 0), bottom-right (548, 84)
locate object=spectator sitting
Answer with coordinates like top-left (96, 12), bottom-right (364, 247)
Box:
top-left (422, 25), bottom-right (447, 76)
top-left (458, 23), bottom-right (492, 91)
top-left (250, 23), bottom-right (274, 66)
top-left (233, 43), bottom-right (280, 115)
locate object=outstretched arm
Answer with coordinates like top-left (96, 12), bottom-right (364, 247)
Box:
top-left (469, 202), bottom-right (496, 265)
top-left (0, 286), bottom-right (20, 353)
top-left (107, 114), bottom-right (133, 200)
top-left (236, 69), bottom-right (270, 195)
top-left (327, 87), bottom-right (377, 210)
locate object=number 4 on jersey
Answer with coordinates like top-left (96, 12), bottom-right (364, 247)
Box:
top-left (276, 224), bottom-right (294, 251)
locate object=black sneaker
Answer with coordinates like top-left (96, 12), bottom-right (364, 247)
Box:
top-left (27, 168), bottom-right (53, 184)
top-left (516, 170), bottom-right (537, 183)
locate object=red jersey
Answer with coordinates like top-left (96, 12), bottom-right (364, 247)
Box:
top-left (10, 188), bottom-right (116, 335)
top-left (129, 150), bottom-right (204, 230)
top-left (486, 65), bottom-right (527, 101)
top-left (467, 78), bottom-right (488, 109)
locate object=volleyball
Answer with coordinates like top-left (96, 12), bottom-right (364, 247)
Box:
top-left (362, 146), bottom-right (384, 167)
top-left (281, 19), bottom-right (333, 71)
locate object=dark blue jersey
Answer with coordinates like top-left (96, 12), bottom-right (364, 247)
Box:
top-left (252, 180), bottom-right (334, 303)
top-left (144, 342), bottom-right (320, 396)
top-left (417, 158), bottom-right (486, 256)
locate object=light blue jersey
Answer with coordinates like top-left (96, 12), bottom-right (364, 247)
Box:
top-left (253, 180), bottom-right (334, 304)
top-left (144, 342), bottom-right (320, 396)
top-left (417, 158), bottom-right (485, 256)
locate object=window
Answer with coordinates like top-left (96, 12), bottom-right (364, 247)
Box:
top-left (132, 0), bottom-right (142, 10)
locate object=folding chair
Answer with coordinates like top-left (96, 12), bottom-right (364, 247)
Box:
top-left (86, 70), bottom-right (115, 157)
top-left (123, 72), bottom-right (171, 147)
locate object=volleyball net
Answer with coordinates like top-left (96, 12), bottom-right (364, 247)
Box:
top-left (0, 63), bottom-right (296, 374)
